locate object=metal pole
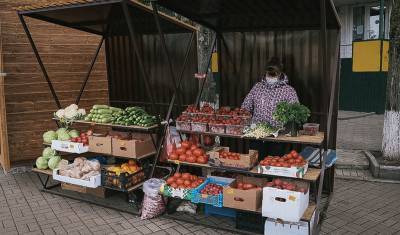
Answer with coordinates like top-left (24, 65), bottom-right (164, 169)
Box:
top-left (121, 1), bottom-right (156, 113)
top-left (314, 0), bottom-right (329, 233)
top-left (76, 38), bottom-right (104, 104)
top-left (151, 1), bottom-right (183, 108)
top-left (149, 32), bottom-right (196, 178)
top-left (195, 34), bottom-right (216, 107)
top-left (18, 14), bottom-right (61, 109)
top-left (379, 0), bottom-right (385, 39)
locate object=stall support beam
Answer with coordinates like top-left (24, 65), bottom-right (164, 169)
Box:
top-left (151, 2), bottom-right (183, 109)
top-left (195, 34), bottom-right (216, 107)
top-left (18, 14), bottom-right (61, 109)
top-left (122, 1), bottom-right (156, 113)
top-left (149, 32), bottom-right (196, 178)
top-left (76, 37), bottom-right (104, 104)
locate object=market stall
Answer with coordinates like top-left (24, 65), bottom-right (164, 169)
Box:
top-left (153, 0), bottom-right (341, 234)
top-left (16, 0), bottom-right (197, 212)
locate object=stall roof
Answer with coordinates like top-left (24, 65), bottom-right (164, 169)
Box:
top-left (157, 0), bottom-right (341, 32)
top-left (16, 0), bottom-right (197, 35)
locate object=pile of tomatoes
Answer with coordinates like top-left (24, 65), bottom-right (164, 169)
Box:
top-left (216, 107), bottom-right (251, 117)
top-left (264, 178), bottom-right (308, 193)
top-left (166, 173), bottom-right (204, 189)
top-left (176, 114), bottom-right (191, 122)
top-left (233, 181), bottom-right (261, 190)
top-left (259, 150), bottom-right (306, 168)
top-left (168, 140), bottom-right (209, 164)
top-left (208, 116), bottom-right (243, 125)
top-left (218, 150), bottom-right (241, 160)
top-left (200, 183), bottom-right (223, 195)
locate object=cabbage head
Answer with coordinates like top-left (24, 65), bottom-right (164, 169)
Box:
top-left (48, 156), bottom-right (62, 170)
top-left (56, 128), bottom-right (68, 136)
top-left (42, 147), bottom-right (56, 159)
top-left (57, 131), bottom-right (70, 141)
top-left (68, 129), bottom-right (80, 138)
top-left (43, 131), bottom-right (57, 144)
top-left (36, 157), bottom-right (48, 170)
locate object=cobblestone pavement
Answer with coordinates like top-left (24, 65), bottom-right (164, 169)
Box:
top-left (1, 170), bottom-right (400, 234)
top-left (337, 111), bottom-right (383, 151)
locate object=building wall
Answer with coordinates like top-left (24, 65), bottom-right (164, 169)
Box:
top-left (0, 1), bottom-right (108, 164)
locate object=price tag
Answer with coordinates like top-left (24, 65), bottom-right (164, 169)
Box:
top-left (174, 160), bottom-right (180, 165)
top-left (288, 195), bottom-right (297, 201)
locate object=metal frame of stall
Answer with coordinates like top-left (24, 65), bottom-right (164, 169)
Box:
top-left (16, 0), bottom-right (197, 209)
top-left (153, 0), bottom-right (341, 234)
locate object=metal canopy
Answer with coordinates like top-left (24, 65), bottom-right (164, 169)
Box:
top-left (17, 0), bottom-right (196, 35)
top-left (157, 0), bottom-right (341, 32)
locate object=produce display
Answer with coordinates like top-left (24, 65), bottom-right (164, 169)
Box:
top-left (168, 140), bottom-right (209, 164)
top-left (35, 147), bottom-right (62, 170)
top-left (218, 150), bottom-right (240, 160)
top-left (165, 173), bottom-right (204, 189)
top-left (243, 122), bottom-right (280, 139)
top-left (259, 150), bottom-right (306, 168)
top-left (54, 104), bottom-right (86, 128)
top-left (200, 183), bottom-right (223, 195)
top-left (84, 105), bottom-right (122, 123)
top-left (70, 130), bottom-right (93, 146)
top-left (232, 181), bottom-right (261, 190)
top-left (216, 107), bottom-right (251, 117)
top-left (264, 178), bottom-right (308, 193)
top-left (101, 160), bottom-right (145, 190)
top-left (58, 157), bottom-right (101, 180)
top-left (111, 106), bottom-right (159, 127)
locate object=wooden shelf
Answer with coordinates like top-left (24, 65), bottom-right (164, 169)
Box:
top-left (167, 160), bottom-right (321, 182)
top-left (177, 129), bottom-right (324, 146)
top-left (53, 118), bottom-right (165, 132)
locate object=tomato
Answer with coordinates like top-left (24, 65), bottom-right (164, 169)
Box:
top-left (196, 156), bottom-right (207, 164)
top-left (278, 158), bottom-right (285, 163)
top-left (181, 141), bottom-right (191, 149)
top-left (179, 154), bottom-right (187, 162)
top-left (176, 147), bottom-right (186, 155)
top-left (82, 139), bottom-right (88, 145)
top-left (70, 137), bottom-right (77, 142)
top-left (295, 159), bottom-right (302, 164)
top-left (243, 183), bottom-right (255, 190)
top-left (288, 159), bottom-right (295, 164)
top-left (169, 153), bottom-right (179, 160)
top-left (190, 145), bottom-right (198, 151)
top-left (182, 173), bottom-right (191, 180)
top-left (186, 150), bottom-right (193, 156)
top-left (171, 183), bottom-right (178, 188)
top-left (77, 137), bottom-right (82, 143)
top-left (86, 130), bottom-right (93, 136)
top-left (265, 182), bottom-right (274, 187)
top-left (282, 163), bottom-right (290, 168)
top-left (176, 178), bottom-right (184, 185)
top-left (290, 150), bottom-right (298, 155)
top-left (271, 159), bottom-right (277, 163)
top-left (273, 179), bottom-right (282, 186)
top-left (193, 148), bottom-right (204, 157)
top-left (237, 182), bottom-right (243, 189)
top-left (190, 182), bottom-right (198, 188)
top-left (186, 156), bottom-right (196, 163)
top-left (173, 173), bottom-right (181, 178)
top-left (166, 177), bottom-right (175, 185)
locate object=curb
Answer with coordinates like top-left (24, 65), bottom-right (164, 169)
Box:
top-left (335, 175), bottom-right (400, 184)
top-left (363, 150), bottom-right (380, 177)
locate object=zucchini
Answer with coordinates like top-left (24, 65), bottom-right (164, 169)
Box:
top-left (97, 109), bottom-right (112, 114)
top-left (93, 105), bottom-right (109, 109)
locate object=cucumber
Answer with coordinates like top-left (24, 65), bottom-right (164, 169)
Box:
top-left (101, 118), bottom-right (111, 123)
top-left (97, 109), bottom-right (112, 114)
top-left (93, 105), bottom-right (109, 109)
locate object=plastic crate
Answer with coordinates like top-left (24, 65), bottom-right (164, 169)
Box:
top-left (176, 121), bottom-right (191, 131)
top-left (235, 211), bottom-right (266, 234)
top-left (101, 166), bottom-right (145, 191)
top-left (204, 204), bottom-right (236, 218)
top-left (191, 122), bottom-right (208, 132)
top-left (225, 124), bottom-right (245, 135)
top-left (191, 176), bottom-right (234, 207)
top-left (209, 123), bottom-right (226, 134)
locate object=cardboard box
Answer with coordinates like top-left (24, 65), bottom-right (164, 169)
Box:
top-left (258, 164), bottom-right (308, 178)
top-left (61, 183), bottom-right (107, 198)
top-left (223, 175), bottom-right (268, 212)
top-left (209, 147), bottom-right (258, 170)
top-left (112, 133), bottom-right (155, 159)
top-left (51, 140), bottom-right (89, 154)
top-left (264, 209), bottom-right (317, 235)
top-left (89, 135), bottom-right (112, 154)
top-left (53, 169), bottom-right (101, 188)
top-left (262, 181), bottom-right (310, 222)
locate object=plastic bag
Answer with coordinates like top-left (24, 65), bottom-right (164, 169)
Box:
top-left (176, 201), bottom-right (197, 214)
top-left (140, 194), bottom-right (165, 220)
top-left (143, 178), bottom-right (165, 197)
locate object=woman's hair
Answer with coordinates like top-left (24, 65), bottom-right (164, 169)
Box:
top-left (266, 57), bottom-right (284, 80)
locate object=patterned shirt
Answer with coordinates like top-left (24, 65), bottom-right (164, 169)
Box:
top-left (241, 75), bottom-right (299, 127)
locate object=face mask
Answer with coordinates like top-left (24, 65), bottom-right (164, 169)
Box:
top-left (265, 76), bottom-right (279, 84)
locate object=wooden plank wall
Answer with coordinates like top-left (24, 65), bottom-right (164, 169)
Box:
top-left (0, 0), bottom-right (108, 165)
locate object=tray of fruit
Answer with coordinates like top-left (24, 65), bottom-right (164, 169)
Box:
top-left (176, 114), bottom-right (192, 131)
top-left (168, 140), bottom-right (209, 165)
top-left (216, 107), bottom-right (251, 124)
top-left (208, 147), bottom-right (258, 170)
top-left (191, 176), bottom-right (234, 207)
top-left (101, 160), bottom-right (145, 191)
top-left (162, 172), bottom-right (205, 200)
top-left (258, 150), bottom-right (308, 178)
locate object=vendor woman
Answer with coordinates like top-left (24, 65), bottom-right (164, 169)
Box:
top-left (241, 57), bottom-right (299, 157)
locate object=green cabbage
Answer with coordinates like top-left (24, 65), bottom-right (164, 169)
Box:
top-left (68, 129), bottom-right (80, 138)
top-left (43, 131), bottom-right (57, 144)
top-left (57, 131), bottom-right (70, 141)
top-left (36, 157), bottom-right (48, 170)
top-left (48, 156), bottom-right (61, 170)
top-left (56, 128), bottom-right (68, 136)
top-left (42, 147), bottom-right (56, 159)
